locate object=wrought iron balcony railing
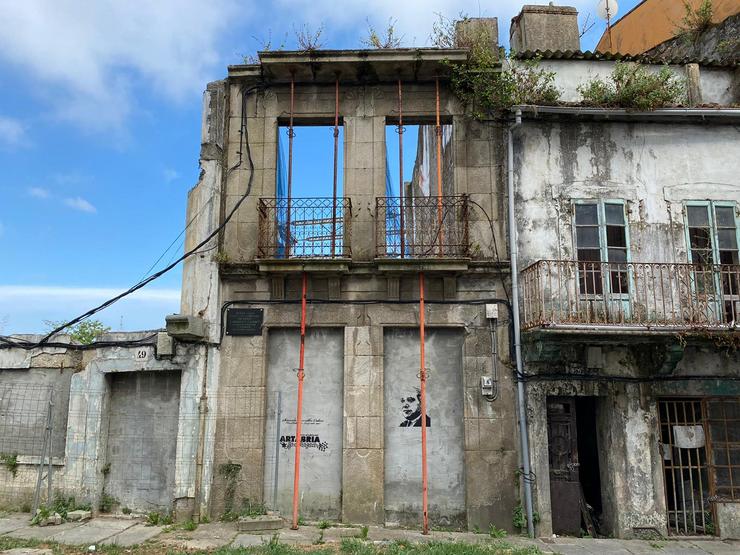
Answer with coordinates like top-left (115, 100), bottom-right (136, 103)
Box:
top-left (257, 197), bottom-right (351, 259)
top-left (376, 195), bottom-right (470, 258)
top-left (521, 260), bottom-right (740, 330)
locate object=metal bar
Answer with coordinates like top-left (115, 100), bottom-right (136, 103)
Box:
top-left (331, 78), bottom-right (339, 258)
top-left (681, 401), bottom-right (697, 534)
top-left (419, 272), bottom-right (429, 535)
top-left (398, 79), bottom-right (405, 258)
top-left (434, 77), bottom-right (444, 256)
top-left (291, 272), bottom-right (308, 529)
top-left (286, 74), bottom-right (295, 258)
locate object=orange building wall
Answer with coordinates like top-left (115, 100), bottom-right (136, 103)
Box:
top-left (595, 0), bottom-right (740, 54)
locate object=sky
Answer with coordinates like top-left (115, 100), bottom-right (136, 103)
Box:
top-left (0, 0), bottom-right (640, 334)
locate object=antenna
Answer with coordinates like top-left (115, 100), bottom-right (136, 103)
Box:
top-left (596, 0), bottom-right (619, 50)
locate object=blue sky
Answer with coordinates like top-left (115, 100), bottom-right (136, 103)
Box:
top-left (0, 0), bottom-right (639, 334)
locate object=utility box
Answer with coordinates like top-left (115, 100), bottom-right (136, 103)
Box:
top-left (165, 314), bottom-right (206, 341)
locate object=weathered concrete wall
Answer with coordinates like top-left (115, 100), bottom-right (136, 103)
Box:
top-left (0, 334), bottom-right (208, 518)
top-left (264, 329), bottom-right (344, 519)
top-left (513, 120), bottom-right (740, 268)
top-left (212, 281), bottom-right (518, 530)
top-left (537, 60), bottom-right (738, 105)
top-left (219, 81), bottom-right (507, 264)
top-left (383, 328), bottom-right (465, 528)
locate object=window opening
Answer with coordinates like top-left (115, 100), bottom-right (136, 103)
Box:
top-left (704, 397), bottom-right (740, 502)
top-left (383, 117), bottom-right (454, 257)
top-left (685, 202), bottom-right (740, 322)
top-left (574, 201), bottom-right (628, 295)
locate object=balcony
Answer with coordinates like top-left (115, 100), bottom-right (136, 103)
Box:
top-left (376, 195), bottom-right (470, 259)
top-left (257, 197), bottom-right (351, 260)
top-left (521, 260), bottom-right (740, 331)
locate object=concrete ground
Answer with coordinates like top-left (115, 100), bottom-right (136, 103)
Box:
top-left (0, 515), bottom-right (738, 554)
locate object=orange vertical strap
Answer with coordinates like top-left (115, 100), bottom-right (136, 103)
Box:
top-left (331, 77), bottom-right (340, 257)
top-left (419, 272), bottom-right (429, 534)
top-left (435, 77), bottom-right (444, 256)
top-left (291, 272), bottom-right (308, 529)
top-left (286, 73), bottom-right (295, 258)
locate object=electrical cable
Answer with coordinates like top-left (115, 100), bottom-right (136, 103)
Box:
top-left (0, 82), bottom-right (265, 351)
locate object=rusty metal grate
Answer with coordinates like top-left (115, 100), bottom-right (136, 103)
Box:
top-left (376, 195), bottom-right (469, 258)
top-left (257, 197), bottom-right (351, 259)
top-left (658, 398), bottom-right (714, 536)
top-left (521, 260), bottom-right (740, 330)
top-left (704, 397), bottom-right (740, 502)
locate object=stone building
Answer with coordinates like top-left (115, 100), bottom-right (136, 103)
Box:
top-left (0, 1), bottom-right (739, 542)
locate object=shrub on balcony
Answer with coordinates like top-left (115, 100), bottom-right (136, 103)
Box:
top-left (578, 62), bottom-right (686, 110)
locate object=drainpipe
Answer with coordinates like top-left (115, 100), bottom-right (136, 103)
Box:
top-left (193, 345), bottom-right (209, 521)
top-left (507, 109), bottom-right (535, 538)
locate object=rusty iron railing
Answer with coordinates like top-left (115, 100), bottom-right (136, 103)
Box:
top-left (521, 260), bottom-right (740, 330)
top-left (376, 195), bottom-right (470, 258)
top-left (257, 197), bottom-right (351, 259)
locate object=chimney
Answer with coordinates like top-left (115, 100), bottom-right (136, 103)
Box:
top-left (455, 18), bottom-right (499, 58)
top-left (510, 3), bottom-right (580, 53)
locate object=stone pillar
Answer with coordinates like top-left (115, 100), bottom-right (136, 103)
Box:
top-left (342, 326), bottom-right (384, 523)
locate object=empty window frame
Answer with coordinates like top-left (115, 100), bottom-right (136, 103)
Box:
top-left (382, 119), bottom-right (456, 257)
top-left (573, 200), bottom-right (629, 295)
top-left (274, 122), bottom-right (346, 257)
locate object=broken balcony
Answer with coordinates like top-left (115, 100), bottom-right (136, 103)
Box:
top-left (375, 195), bottom-right (470, 271)
top-left (521, 260), bottom-right (740, 331)
top-left (257, 197), bottom-right (352, 271)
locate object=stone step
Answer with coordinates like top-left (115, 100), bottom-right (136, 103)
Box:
top-left (236, 516), bottom-right (284, 532)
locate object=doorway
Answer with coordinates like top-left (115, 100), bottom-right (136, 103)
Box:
top-left (547, 396), bottom-right (603, 536)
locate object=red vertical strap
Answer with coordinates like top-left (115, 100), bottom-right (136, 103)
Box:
top-left (398, 78), bottom-right (405, 258)
top-left (435, 77), bottom-right (444, 257)
top-left (291, 272), bottom-right (308, 529)
top-left (286, 73), bottom-right (295, 258)
top-left (419, 272), bottom-right (429, 534)
top-left (331, 77), bottom-right (340, 257)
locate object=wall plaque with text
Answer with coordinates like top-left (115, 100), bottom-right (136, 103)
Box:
top-left (226, 308), bottom-right (264, 336)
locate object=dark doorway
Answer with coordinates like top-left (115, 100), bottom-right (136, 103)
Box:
top-left (547, 396), bottom-right (603, 537)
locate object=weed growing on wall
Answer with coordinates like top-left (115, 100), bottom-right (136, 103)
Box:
top-left (432, 14), bottom-right (560, 118)
top-left (0, 453), bottom-right (18, 478)
top-left (677, 0), bottom-right (714, 44)
top-left (578, 62), bottom-right (686, 110)
top-left (362, 18), bottom-right (402, 49)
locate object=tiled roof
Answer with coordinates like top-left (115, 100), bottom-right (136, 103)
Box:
top-left (513, 49), bottom-right (737, 68)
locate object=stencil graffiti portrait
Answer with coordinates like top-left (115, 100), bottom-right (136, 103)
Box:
top-left (384, 328), bottom-right (465, 527)
top-left (400, 388), bottom-right (431, 427)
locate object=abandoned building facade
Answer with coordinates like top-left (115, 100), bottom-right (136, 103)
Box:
top-left (1, 2), bottom-right (739, 542)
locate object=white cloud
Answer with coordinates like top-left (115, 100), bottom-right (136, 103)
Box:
top-left (28, 187), bottom-right (51, 199)
top-left (0, 285), bottom-right (181, 333)
top-left (64, 196), bottom-right (97, 213)
top-left (0, 286), bottom-right (180, 302)
top-left (163, 168), bottom-right (180, 183)
top-left (0, 116), bottom-right (28, 148)
top-left (0, 1), bottom-right (244, 133)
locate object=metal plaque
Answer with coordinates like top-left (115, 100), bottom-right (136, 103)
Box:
top-left (226, 308), bottom-right (264, 336)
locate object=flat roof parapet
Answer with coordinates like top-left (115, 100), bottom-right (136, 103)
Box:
top-left (228, 48), bottom-right (471, 83)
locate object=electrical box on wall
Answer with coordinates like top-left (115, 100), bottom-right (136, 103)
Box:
top-left (485, 304), bottom-right (499, 319)
top-left (480, 375), bottom-right (494, 396)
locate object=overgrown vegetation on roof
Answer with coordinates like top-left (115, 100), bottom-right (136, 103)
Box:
top-left (362, 18), bottom-right (403, 49)
top-left (432, 14), bottom-right (560, 118)
top-left (43, 319), bottom-right (110, 344)
top-left (677, 0), bottom-right (714, 44)
top-left (578, 62), bottom-right (686, 110)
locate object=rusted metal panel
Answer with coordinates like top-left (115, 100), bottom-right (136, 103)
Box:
top-left (376, 195), bottom-right (470, 258)
top-left (257, 197), bottom-right (351, 259)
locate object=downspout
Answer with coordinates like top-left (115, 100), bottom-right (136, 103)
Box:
top-left (507, 109), bottom-right (535, 538)
top-left (193, 345), bottom-right (209, 521)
